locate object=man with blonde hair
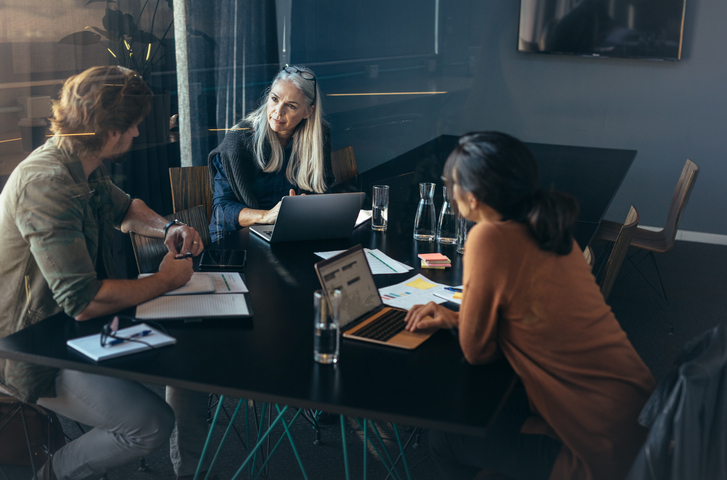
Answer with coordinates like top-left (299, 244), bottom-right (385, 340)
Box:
top-left (0, 66), bottom-right (204, 479)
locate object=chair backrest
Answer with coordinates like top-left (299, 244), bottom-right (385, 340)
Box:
top-left (130, 205), bottom-right (211, 274)
top-left (600, 206), bottom-right (639, 301)
top-left (169, 166), bottom-right (212, 223)
top-left (331, 146), bottom-right (358, 186)
top-left (660, 159), bottom-right (699, 250)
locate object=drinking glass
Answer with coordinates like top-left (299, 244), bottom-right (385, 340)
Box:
top-left (456, 215), bottom-right (476, 254)
top-left (413, 182), bottom-right (436, 241)
top-left (436, 186), bottom-right (457, 244)
top-left (372, 185), bottom-right (389, 231)
top-left (313, 289), bottom-right (341, 364)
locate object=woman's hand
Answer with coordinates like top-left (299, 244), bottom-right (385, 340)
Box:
top-left (260, 189), bottom-right (301, 224)
top-left (164, 224), bottom-right (204, 258)
top-left (405, 302), bottom-right (458, 332)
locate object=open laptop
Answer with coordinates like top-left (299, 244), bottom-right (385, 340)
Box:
top-left (250, 193), bottom-right (365, 243)
top-left (315, 245), bottom-right (435, 349)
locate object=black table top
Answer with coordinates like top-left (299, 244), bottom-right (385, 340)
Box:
top-left (0, 223), bottom-right (517, 437)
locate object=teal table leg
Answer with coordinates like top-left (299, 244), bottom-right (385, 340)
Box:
top-left (340, 414), bottom-right (350, 480)
top-left (194, 394), bottom-right (225, 480)
top-left (353, 418), bottom-right (400, 480)
top-left (251, 407), bottom-right (304, 480)
top-left (204, 399), bottom-right (243, 480)
top-left (370, 420), bottom-right (402, 480)
top-left (230, 405), bottom-right (290, 480)
top-left (393, 424), bottom-right (412, 480)
top-left (250, 402), bottom-right (268, 477)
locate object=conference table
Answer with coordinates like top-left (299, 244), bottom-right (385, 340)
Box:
top-left (0, 135), bottom-right (635, 475)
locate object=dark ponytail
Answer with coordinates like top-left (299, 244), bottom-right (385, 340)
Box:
top-left (525, 190), bottom-right (579, 255)
top-left (445, 131), bottom-right (579, 255)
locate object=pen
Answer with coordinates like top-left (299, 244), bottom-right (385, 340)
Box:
top-left (176, 252), bottom-right (194, 259)
top-left (109, 330), bottom-right (152, 346)
top-left (445, 287), bottom-right (462, 292)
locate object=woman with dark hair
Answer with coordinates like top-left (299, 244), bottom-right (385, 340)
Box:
top-left (405, 132), bottom-right (655, 480)
top-left (208, 65), bottom-right (333, 242)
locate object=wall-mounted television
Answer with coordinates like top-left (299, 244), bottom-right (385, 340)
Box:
top-left (518, 0), bottom-right (687, 61)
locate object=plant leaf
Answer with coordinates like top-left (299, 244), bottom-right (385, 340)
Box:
top-left (103, 7), bottom-right (139, 40)
top-left (131, 30), bottom-right (161, 44)
top-left (58, 31), bottom-right (103, 46)
top-left (87, 26), bottom-right (110, 40)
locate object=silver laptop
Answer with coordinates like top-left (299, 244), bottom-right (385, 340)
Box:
top-left (250, 193), bottom-right (365, 243)
top-left (315, 245), bottom-right (435, 350)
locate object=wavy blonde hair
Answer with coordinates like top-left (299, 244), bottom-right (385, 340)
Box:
top-left (50, 66), bottom-right (152, 158)
top-left (244, 66), bottom-right (327, 193)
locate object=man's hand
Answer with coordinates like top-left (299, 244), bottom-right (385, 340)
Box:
top-left (405, 302), bottom-right (458, 332)
top-left (156, 251), bottom-right (194, 290)
top-left (164, 224), bottom-right (204, 257)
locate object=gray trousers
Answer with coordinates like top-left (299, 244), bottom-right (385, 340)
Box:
top-left (36, 370), bottom-right (210, 480)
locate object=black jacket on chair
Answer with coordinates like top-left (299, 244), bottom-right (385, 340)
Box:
top-left (626, 323), bottom-right (727, 480)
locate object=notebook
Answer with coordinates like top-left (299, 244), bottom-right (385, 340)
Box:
top-left (250, 193), bottom-right (365, 243)
top-left (67, 324), bottom-right (176, 361)
top-left (314, 245), bottom-right (435, 349)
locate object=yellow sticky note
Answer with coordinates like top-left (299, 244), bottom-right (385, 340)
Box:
top-left (452, 292), bottom-right (463, 299)
top-left (406, 278), bottom-right (436, 290)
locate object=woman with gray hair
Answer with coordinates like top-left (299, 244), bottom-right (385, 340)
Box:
top-left (208, 65), bottom-right (333, 242)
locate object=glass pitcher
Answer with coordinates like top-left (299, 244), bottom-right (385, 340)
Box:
top-left (436, 186), bottom-right (457, 244)
top-left (413, 182), bottom-right (436, 241)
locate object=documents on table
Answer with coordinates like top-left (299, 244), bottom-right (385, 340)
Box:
top-left (67, 324), bottom-right (176, 361)
top-left (432, 286), bottom-right (464, 305)
top-left (136, 294), bottom-right (250, 319)
top-left (378, 274), bottom-right (450, 310)
top-left (139, 272), bottom-right (248, 295)
top-left (355, 209), bottom-right (372, 227)
top-left (136, 272), bottom-right (251, 319)
top-left (315, 248), bottom-right (412, 274)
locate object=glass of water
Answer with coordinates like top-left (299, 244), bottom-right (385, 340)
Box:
top-left (313, 289), bottom-right (341, 364)
top-left (456, 215), bottom-right (475, 254)
top-left (372, 185), bottom-right (389, 231)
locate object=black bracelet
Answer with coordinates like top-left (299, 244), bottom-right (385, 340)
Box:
top-left (163, 219), bottom-right (186, 238)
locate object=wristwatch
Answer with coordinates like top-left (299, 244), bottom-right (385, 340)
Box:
top-left (163, 219), bottom-right (187, 238)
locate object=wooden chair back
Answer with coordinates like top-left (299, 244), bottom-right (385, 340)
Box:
top-left (659, 159), bottom-right (699, 251)
top-left (600, 206), bottom-right (639, 301)
top-left (331, 146), bottom-right (358, 186)
top-left (130, 205), bottom-right (211, 274)
top-left (169, 166), bottom-right (212, 223)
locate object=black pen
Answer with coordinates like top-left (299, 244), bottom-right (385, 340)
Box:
top-left (176, 252), bottom-right (194, 259)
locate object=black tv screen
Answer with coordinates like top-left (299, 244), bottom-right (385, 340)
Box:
top-left (518, 0), bottom-right (686, 61)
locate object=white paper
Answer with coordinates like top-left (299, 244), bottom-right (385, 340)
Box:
top-left (432, 285), bottom-right (464, 305)
top-left (208, 272), bottom-right (248, 293)
top-left (139, 272), bottom-right (248, 294)
top-left (315, 248), bottom-right (412, 275)
top-left (378, 274), bottom-right (449, 310)
top-left (136, 294), bottom-right (250, 319)
top-left (355, 209), bottom-right (372, 227)
top-left (67, 324), bottom-right (176, 362)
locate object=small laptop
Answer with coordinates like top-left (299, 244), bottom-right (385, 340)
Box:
top-left (250, 193), bottom-right (365, 243)
top-left (315, 245), bottom-right (435, 349)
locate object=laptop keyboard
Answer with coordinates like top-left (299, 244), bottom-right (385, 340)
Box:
top-left (353, 309), bottom-right (407, 342)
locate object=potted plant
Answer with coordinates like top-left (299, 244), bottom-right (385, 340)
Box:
top-left (59, 0), bottom-right (174, 81)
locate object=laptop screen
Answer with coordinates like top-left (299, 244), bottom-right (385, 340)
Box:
top-left (316, 247), bottom-right (382, 327)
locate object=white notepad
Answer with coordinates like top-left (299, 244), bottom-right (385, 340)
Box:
top-left (135, 294), bottom-right (250, 319)
top-left (67, 323), bottom-right (176, 362)
top-left (139, 272), bottom-right (248, 295)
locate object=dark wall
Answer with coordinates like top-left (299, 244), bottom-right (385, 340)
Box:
top-left (450, 0), bottom-right (724, 235)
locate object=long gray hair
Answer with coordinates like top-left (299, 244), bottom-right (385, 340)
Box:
top-left (244, 66), bottom-right (327, 193)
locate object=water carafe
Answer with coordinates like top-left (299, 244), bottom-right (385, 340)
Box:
top-left (413, 182), bottom-right (436, 241)
top-left (436, 186), bottom-right (457, 244)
